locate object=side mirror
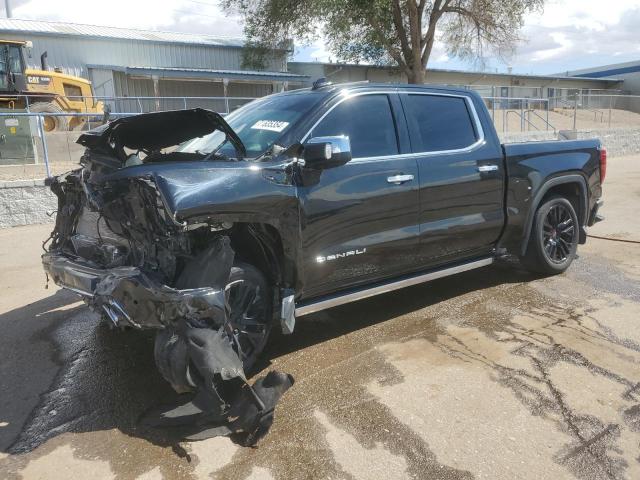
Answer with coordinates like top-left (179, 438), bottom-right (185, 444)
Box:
top-left (303, 136), bottom-right (352, 169)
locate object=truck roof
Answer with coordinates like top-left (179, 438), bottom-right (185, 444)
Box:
top-left (281, 81), bottom-right (479, 98)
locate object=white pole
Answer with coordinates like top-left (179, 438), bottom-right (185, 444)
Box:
top-left (37, 115), bottom-right (51, 178)
top-left (4, 0), bottom-right (11, 18)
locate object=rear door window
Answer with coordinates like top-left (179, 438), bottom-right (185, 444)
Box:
top-left (311, 94), bottom-right (399, 158)
top-left (404, 95), bottom-right (478, 152)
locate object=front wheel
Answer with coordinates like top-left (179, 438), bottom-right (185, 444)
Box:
top-left (520, 195), bottom-right (579, 275)
top-left (154, 261), bottom-right (272, 393)
top-left (224, 262), bottom-right (273, 370)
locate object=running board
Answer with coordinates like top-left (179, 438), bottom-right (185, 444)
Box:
top-left (295, 257), bottom-right (494, 317)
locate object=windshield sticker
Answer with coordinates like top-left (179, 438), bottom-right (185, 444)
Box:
top-left (251, 120), bottom-right (289, 133)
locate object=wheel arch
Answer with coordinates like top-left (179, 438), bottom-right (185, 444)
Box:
top-left (229, 222), bottom-right (297, 291)
top-left (520, 174), bottom-right (588, 256)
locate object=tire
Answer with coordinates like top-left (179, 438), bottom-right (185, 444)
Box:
top-left (225, 262), bottom-right (273, 370)
top-left (29, 102), bottom-right (69, 132)
top-left (520, 195), bottom-right (579, 275)
top-left (154, 261), bottom-right (273, 393)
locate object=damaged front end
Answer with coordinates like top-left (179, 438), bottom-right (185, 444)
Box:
top-left (43, 108), bottom-right (244, 330)
top-left (43, 157), bottom-right (236, 332)
top-left (42, 109), bottom-right (293, 445)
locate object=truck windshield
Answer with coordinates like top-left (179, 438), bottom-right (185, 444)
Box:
top-left (177, 93), bottom-right (323, 160)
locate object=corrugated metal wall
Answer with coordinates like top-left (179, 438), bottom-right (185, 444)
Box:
top-left (108, 72), bottom-right (272, 113)
top-left (0, 32), bottom-right (286, 79)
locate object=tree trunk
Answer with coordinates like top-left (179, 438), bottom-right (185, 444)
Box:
top-left (407, 67), bottom-right (426, 84)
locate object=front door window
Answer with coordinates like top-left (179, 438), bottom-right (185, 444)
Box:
top-left (310, 94), bottom-right (399, 158)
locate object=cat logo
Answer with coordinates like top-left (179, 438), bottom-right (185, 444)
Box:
top-left (316, 248), bottom-right (366, 263)
top-left (27, 76), bottom-right (51, 85)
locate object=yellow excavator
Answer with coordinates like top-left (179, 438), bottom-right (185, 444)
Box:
top-left (0, 39), bottom-right (103, 131)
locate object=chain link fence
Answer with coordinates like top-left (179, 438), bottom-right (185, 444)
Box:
top-left (2, 93), bottom-right (640, 182)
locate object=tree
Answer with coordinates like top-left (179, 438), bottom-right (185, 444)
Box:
top-left (223, 0), bottom-right (544, 83)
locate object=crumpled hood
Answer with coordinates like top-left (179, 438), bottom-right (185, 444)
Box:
top-left (77, 108), bottom-right (246, 157)
top-left (93, 160), bottom-right (294, 222)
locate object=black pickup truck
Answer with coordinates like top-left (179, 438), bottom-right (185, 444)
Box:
top-left (42, 82), bottom-right (605, 400)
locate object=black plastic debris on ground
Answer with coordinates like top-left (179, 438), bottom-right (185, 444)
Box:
top-left (141, 326), bottom-right (294, 447)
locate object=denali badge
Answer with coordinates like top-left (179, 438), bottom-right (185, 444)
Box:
top-left (316, 248), bottom-right (366, 263)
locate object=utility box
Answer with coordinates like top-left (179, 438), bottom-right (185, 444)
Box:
top-left (0, 109), bottom-right (36, 165)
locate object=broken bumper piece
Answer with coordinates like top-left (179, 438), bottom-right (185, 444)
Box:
top-left (42, 253), bottom-right (226, 328)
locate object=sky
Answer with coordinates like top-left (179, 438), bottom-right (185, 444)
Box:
top-left (2, 0), bottom-right (640, 75)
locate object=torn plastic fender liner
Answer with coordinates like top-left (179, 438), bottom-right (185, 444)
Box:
top-left (183, 327), bottom-right (247, 418)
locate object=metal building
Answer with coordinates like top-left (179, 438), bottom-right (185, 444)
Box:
top-left (566, 60), bottom-right (640, 94)
top-left (288, 61), bottom-right (623, 100)
top-left (0, 18), bottom-right (309, 112)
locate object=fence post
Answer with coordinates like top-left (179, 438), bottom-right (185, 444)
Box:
top-left (503, 106), bottom-right (506, 133)
top-left (491, 86), bottom-right (495, 123)
top-left (84, 96), bottom-right (92, 130)
top-left (37, 115), bottom-right (52, 178)
top-left (608, 96), bottom-right (612, 128)
top-left (573, 97), bottom-right (578, 131)
top-left (546, 100), bottom-right (549, 131)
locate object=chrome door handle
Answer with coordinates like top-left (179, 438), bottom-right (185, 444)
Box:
top-left (477, 165), bottom-right (499, 172)
top-left (387, 174), bottom-right (414, 184)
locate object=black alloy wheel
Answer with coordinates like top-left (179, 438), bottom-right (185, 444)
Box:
top-left (224, 263), bottom-right (272, 370)
top-left (520, 195), bottom-right (579, 275)
top-left (542, 203), bottom-right (576, 264)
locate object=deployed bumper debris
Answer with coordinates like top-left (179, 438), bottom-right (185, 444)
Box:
top-left (42, 253), bottom-right (228, 329)
top-left (42, 236), bottom-right (235, 329)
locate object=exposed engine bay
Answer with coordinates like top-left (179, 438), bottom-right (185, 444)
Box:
top-left (41, 109), bottom-right (293, 446)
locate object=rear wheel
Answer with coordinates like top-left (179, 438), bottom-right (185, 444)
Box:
top-left (520, 195), bottom-right (579, 274)
top-left (154, 261), bottom-right (272, 393)
top-left (29, 102), bottom-right (69, 132)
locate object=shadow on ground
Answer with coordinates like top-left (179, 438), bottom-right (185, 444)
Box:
top-left (0, 262), bottom-right (537, 459)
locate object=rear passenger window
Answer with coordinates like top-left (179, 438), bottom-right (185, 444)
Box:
top-left (404, 95), bottom-right (478, 152)
top-left (311, 94), bottom-right (399, 158)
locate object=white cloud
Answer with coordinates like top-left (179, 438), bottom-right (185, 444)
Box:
top-left (508, 1), bottom-right (640, 73)
top-left (7, 0), bottom-right (245, 37)
top-left (301, 38), bottom-right (332, 63)
top-left (3, 0), bottom-right (640, 73)
top-left (529, 32), bottom-right (572, 61)
top-left (525, 0), bottom-right (639, 29)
